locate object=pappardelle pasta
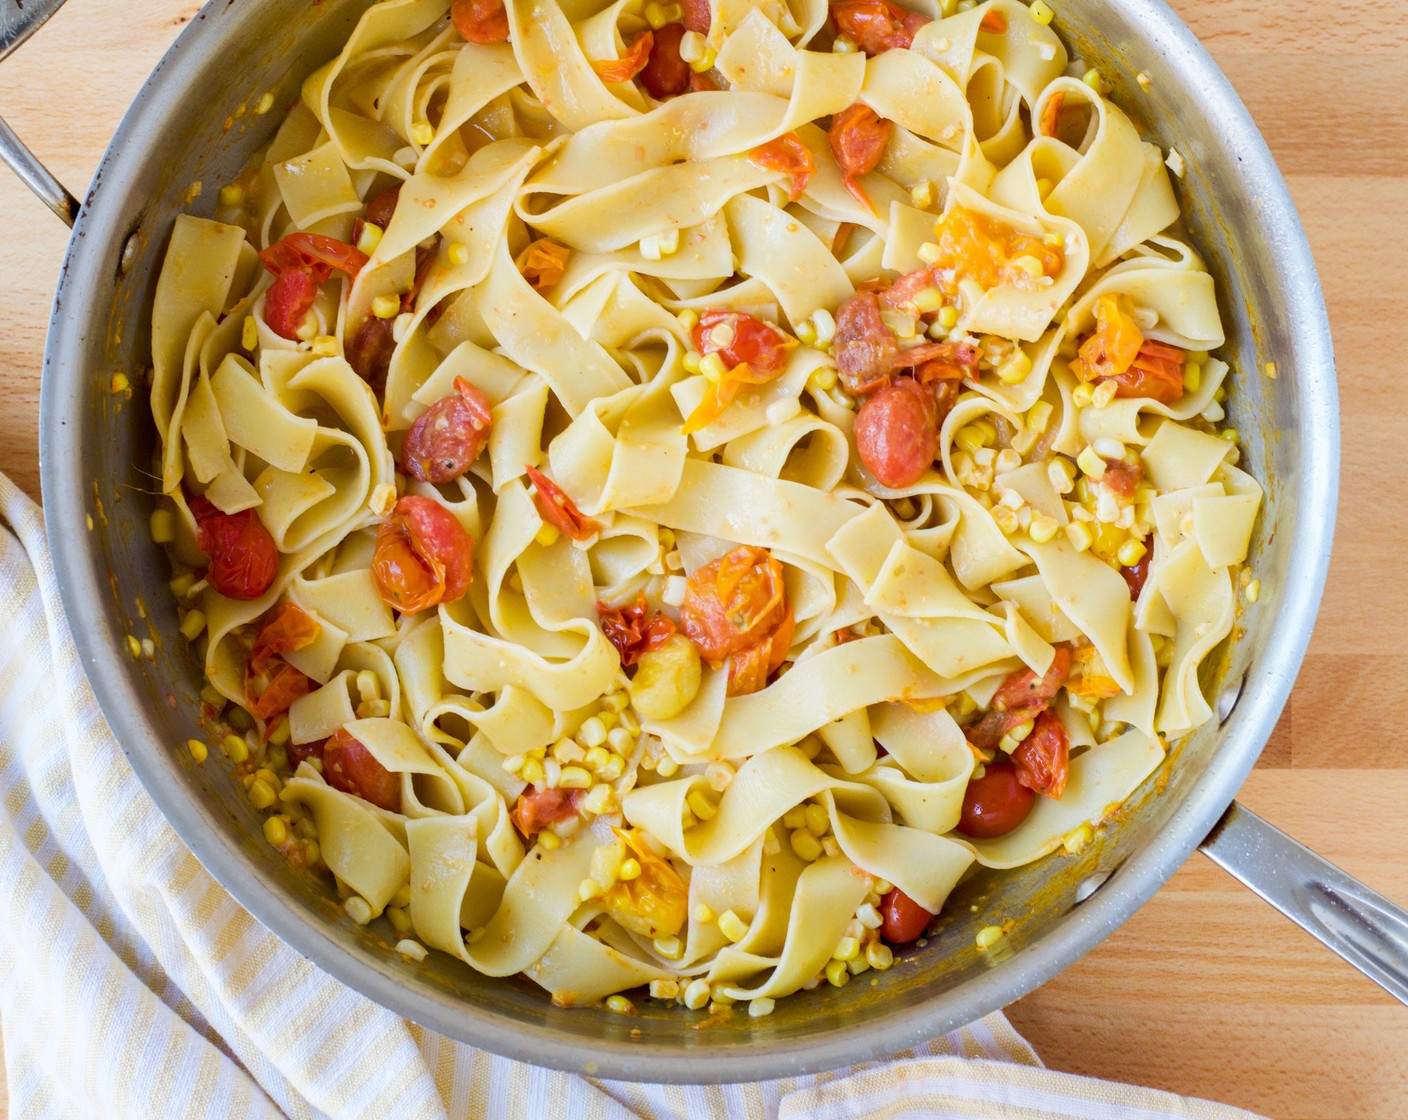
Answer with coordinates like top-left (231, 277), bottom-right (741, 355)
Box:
top-left (149, 0), bottom-right (1260, 1014)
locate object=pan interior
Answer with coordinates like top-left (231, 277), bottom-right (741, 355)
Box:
top-left (39, 0), bottom-right (1336, 1083)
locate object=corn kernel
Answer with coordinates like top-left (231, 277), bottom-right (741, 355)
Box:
top-left (686, 789), bottom-right (717, 822)
top-left (615, 857), bottom-right (641, 883)
top-left (917, 241), bottom-right (942, 265)
top-left (559, 765), bottom-right (592, 790)
top-left (345, 896), bottom-right (373, 925)
top-left (683, 978), bottom-right (712, 1009)
top-left (1030, 0), bottom-right (1055, 25)
top-left (606, 994), bottom-right (633, 1014)
top-left (221, 733), bottom-right (249, 764)
top-left (578, 877), bottom-right (602, 902)
top-left (254, 92), bottom-right (275, 115)
top-left (909, 180), bottom-right (934, 209)
top-left (1076, 445), bottom-right (1107, 479)
top-left (748, 997), bottom-right (776, 1017)
top-left (1082, 68), bottom-right (1108, 94)
top-left (833, 935), bottom-right (860, 962)
top-left (521, 758), bottom-right (545, 786)
top-left (656, 757), bottom-right (680, 778)
top-left (825, 959), bottom-right (850, 987)
top-left (1063, 822), bottom-right (1094, 854)
top-left (832, 33), bottom-right (858, 53)
top-left (1245, 579), bottom-right (1261, 604)
top-left (804, 803), bottom-right (829, 837)
top-left (1028, 514), bottom-right (1060, 544)
top-left (372, 294), bottom-right (401, 320)
top-left (1065, 521), bottom-right (1093, 552)
top-left (218, 182), bottom-right (246, 209)
top-left (866, 941), bottom-right (895, 970)
top-left (1183, 362), bottom-right (1203, 393)
top-left (1071, 381), bottom-right (1094, 407)
top-left (873, 878), bottom-right (894, 896)
top-left (185, 739), bottom-right (208, 764)
top-left (811, 308), bottom-right (837, 345)
top-left (395, 938), bottom-right (427, 961)
top-left (790, 828), bottom-right (823, 861)
top-left (654, 936), bottom-right (684, 960)
top-left (263, 816), bottom-right (289, 847)
top-left (176, 609), bottom-right (205, 642)
top-left (718, 909), bottom-right (749, 942)
top-left (976, 924), bottom-right (1005, 950)
top-left (650, 979), bottom-right (681, 1000)
top-left (910, 286), bottom-right (944, 314)
top-left (782, 806), bottom-right (806, 831)
top-left (693, 903), bottom-right (715, 924)
top-left (995, 448), bottom-right (1023, 474)
top-left (1117, 538), bottom-right (1147, 567)
top-left (538, 830), bottom-right (562, 851)
top-left (1092, 380), bottom-right (1118, 408)
top-left (690, 45), bottom-right (716, 73)
top-left (356, 223), bottom-right (383, 256)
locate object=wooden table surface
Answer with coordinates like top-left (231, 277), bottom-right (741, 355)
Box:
top-left (2, 2), bottom-right (1405, 1117)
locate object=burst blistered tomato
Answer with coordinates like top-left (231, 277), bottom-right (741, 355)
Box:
top-left (596, 592), bottom-right (678, 668)
top-left (244, 603), bottom-right (320, 725)
top-left (259, 233), bottom-right (368, 283)
top-left (1121, 548), bottom-right (1152, 600)
top-left (1011, 709), bottom-right (1070, 799)
top-left (524, 465), bottom-right (601, 541)
top-left (451, 0), bottom-right (510, 44)
top-left (592, 30), bottom-right (654, 83)
top-left (601, 828), bottom-right (689, 939)
top-left (639, 22), bottom-right (691, 98)
top-left (400, 377), bottom-right (493, 484)
top-left (189, 495), bottom-right (279, 601)
top-left (286, 736), bottom-right (324, 771)
top-left (834, 289), bottom-right (967, 394)
top-left (681, 546), bottom-right (794, 695)
top-left (372, 496), bottom-right (474, 614)
top-left (682, 0), bottom-right (711, 32)
top-left (830, 0), bottom-right (929, 55)
top-left (957, 758), bottom-right (1037, 838)
top-left (966, 646), bottom-right (1073, 751)
top-left (346, 315), bottom-right (396, 396)
top-left (263, 268), bottom-right (320, 341)
top-left (748, 133), bottom-right (816, 201)
top-left (516, 238), bottom-right (572, 293)
top-left (829, 103), bottom-right (892, 212)
top-left (511, 785), bottom-right (583, 838)
top-left (854, 376), bottom-right (939, 489)
top-left (323, 727), bottom-right (401, 811)
top-left (692, 310), bottom-right (795, 376)
top-left (879, 887), bottom-right (933, 944)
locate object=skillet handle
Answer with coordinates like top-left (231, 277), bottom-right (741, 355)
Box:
top-left (0, 0), bottom-right (78, 226)
top-left (1200, 801), bottom-right (1408, 1006)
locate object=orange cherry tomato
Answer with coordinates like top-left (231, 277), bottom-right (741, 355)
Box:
top-left (372, 496), bottom-right (474, 614)
top-left (1012, 709), bottom-right (1070, 799)
top-left (1039, 90), bottom-right (1065, 138)
top-left (966, 647), bottom-right (1072, 751)
top-left (957, 758), bottom-right (1036, 838)
top-left (400, 377), bottom-right (493, 484)
top-left (931, 206), bottom-right (1064, 295)
top-left (681, 546), bottom-right (794, 696)
top-left (829, 103), bottom-right (892, 213)
top-left (249, 603), bottom-right (320, 674)
top-left (692, 310), bottom-right (795, 376)
top-left (263, 268), bottom-right (320, 341)
top-left (524, 465), bottom-right (601, 541)
top-left (592, 30), bottom-right (654, 83)
top-left (596, 593), bottom-right (678, 668)
top-left (830, 0), bottom-right (929, 55)
top-left (748, 133), bottom-right (816, 201)
top-left (879, 887), bottom-right (933, 944)
top-left (511, 785), bottom-right (583, 838)
top-left (1071, 293), bottom-right (1143, 382)
top-left (834, 289), bottom-right (971, 395)
top-left (854, 376), bottom-right (939, 489)
top-left (516, 238), bottom-right (572, 293)
top-left (245, 663), bottom-right (312, 724)
top-left (639, 22), bottom-right (691, 98)
top-left (1108, 339), bottom-right (1186, 404)
top-left (189, 495), bottom-right (279, 601)
top-left (979, 9), bottom-right (1007, 33)
top-left (323, 727), bottom-right (401, 812)
top-left (451, 0), bottom-right (510, 44)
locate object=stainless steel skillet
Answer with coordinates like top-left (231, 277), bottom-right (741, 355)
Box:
top-left (5, 0), bottom-right (1407, 1085)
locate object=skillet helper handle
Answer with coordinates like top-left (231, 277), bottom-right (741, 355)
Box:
top-left (1, 0), bottom-right (78, 226)
top-left (1200, 801), bottom-right (1408, 1006)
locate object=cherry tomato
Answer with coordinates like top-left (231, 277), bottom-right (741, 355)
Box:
top-left (834, 290), bottom-right (966, 394)
top-left (517, 238), bottom-right (571, 293)
top-left (263, 268), bottom-right (319, 341)
top-left (830, 0), bottom-right (929, 55)
top-left (511, 785), bottom-right (583, 837)
top-left (259, 233), bottom-right (368, 283)
top-left (681, 546), bottom-right (794, 696)
top-left (957, 758), bottom-right (1036, 838)
top-left (912, 342), bottom-right (980, 387)
top-left (451, 0), bottom-right (510, 44)
top-left (1011, 709), bottom-right (1070, 799)
top-left (748, 133), bottom-right (816, 202)
top-left (829, 103), bottom-right (892, 212)
top-left (966, 647), bottom-right (1073, 751)
top-left (639, 22), bottom-right (691, 98)
top-left (592, 30), bottom-right (654, 83)
top-left (692, 310), bottom-right (794, 376)
top-left (879, 887), bottom-right (933, 944)
top-left (249, 603), bottom-right (320, 672)
top-left (372, 496), bottom-right (474, 614)
top-left (246, 663), bottom-right (312, 723)
top-left (1105, 339), bottom-right (1186, 404)
top-left (1071, 293), bottom-right (1141, 383)
top-left (323, 727), bottom-right (401, 812)
top-left (854, 376), bottom-right (939, 488)
top-left (878, 267), bottom-right (938, 314)
top-left (346, 314), bottom-right (396, 396)
top-left (524, 465), bottom-right (601, 541)
top-left (682, 0), bottom-right (711, 33)
top-left (286, 736), bottom-right (324, 771)
top-left (932, 206), bottom-right (1064, 294)
top-left (1120, 548), bottom-right (1152, 600)
top-left (602, 827), bottom-right (689, 938)
top-left (189, 495), bottom-right (279, 601)
top-left (400, 378), bottom-right (493, 484)
top-left (1040, 90), bottom-right (1065, 138)
top-left (364, 185), bottom-right (402, 230)
top-left (1100, 457), bottom-right (1144, 501)
top-left (979, 9), bottom-right (1007, 32)
top-left (596, 593), bottom-right (678, 668)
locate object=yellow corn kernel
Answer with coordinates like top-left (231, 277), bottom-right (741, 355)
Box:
top-left (975, 925), bottom-right (1005, 951)
top-left (521, 758), bottom-right (545, 786)
top-left (538, 830), bottom-right (562, 851)
top-left (807, 365), bottom-right (838, 393)
top-left (909, 180), bottom-right (934, 210)
top-left (249, 780), bottom-right (277, 810)
top-left (1028, 514), bottom-right (1060, 544)
top-left (832, 33), bottom-right (858, 53)
top-left (578, 877), bottom-right (603, 902)
top-left (790, 828), bottom-right (823, 862)
top-left (222, 734), bottom-right (250, 765)
top-left (1024, 401), bottom-right (1052, 434)
top-left (1183, 361), bottom-right (1203, 393)
top-left (698, 351), bottom-right (728, 384)
top-left (411, 120), bottom-right (435, 146)
top-left (345, 896), bottom-right (373, 925)
top-left (263, 816), bottom-right (289, 847)
top-left (1092, 380), bottom-right (1118, 408)
top-left (1082, 68), bottom-right (1109, 94)
top-left (355, 223), bottom-right (383, 256)
top-left (917, 241), bottom-right (943, 265)
top-left (371, 294), bottom-right (401, 320)
top-left (686, 789), bottom-right (717, 822)
top-left (254, 92), bottom-right (275, 115)
top-left (782, 806), bottom-right (806, 831)
top-left (1076, 445), bottom-right (1107, 480)
top-left (577, 716), bottom-right (607, 748)
top-left (804, 803), bottom-right (829, 837)
top-left (654, 936), bottom-right (684, 960)
top-left (616, 857), bottom-right (642, 883)
top-left (629, 634), bottom-right (703, 721)
top-left (1245, 579), bottom-right (1261, 604)
top-left (748, 997), bottom-right (776, 1018)
top-left (656, 757), bottom-right (680, 779)
top-left (996, 350), bottom-right (1033, 385)
top-left (690, 45), bottom-right (717, 73)
top-left (605, 993), bottom-right (633, 1014)
top-left (1116, 538), bottom-right (1147, 567)
top-left (185, 739), bottom-right (208, 764)
top-left (1030, 0), bottom-right (1055, 24)
top-left (833, 935), bottom-right (860, 962)
top-left (693, 903), bottom-right (715, 924)
top-left (1063, 822), bottom-right (1094, 854)
top-left (825, 959), bottom-right (850, 987)
top-left (992, 506), bottom-right (1019, 534)
top-left (1071, 381), bottom-right (1094, 407)
top-left (386, 905), bottom-right (413, 935)
top-left (218, 182), bottom-right (246, 209)
top-left (267, 720), bottom-right (290, 748)
top-left (559, 765), bottom-right (592, 790)
top-left (1065, 520), bottom-right (1094, 552)
top-left (683, 978), bottom-right (712, 1009)
top-left (932, 305), bottom-right (957, 331)
top-left (866, 940), bottom-right (895, 970)
top-left (910, 286), bottom-right (944, 314)
top-left (718, 909), bottom-right (749, 943)
top-left (439, 241), bottom-right (468, 267)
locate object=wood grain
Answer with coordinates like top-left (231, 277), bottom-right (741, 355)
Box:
top-left (0, 2), bottom-right (1404, 1118)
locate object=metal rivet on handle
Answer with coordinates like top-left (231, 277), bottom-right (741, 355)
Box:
top-left (119, 230), bottom-right (140, 275)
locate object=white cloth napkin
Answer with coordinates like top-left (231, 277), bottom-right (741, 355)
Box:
top-left (0, 471), bottom-right (1266, 1120)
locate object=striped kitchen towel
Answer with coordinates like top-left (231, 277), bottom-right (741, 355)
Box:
top-left (0, 470), bottom-right (1266, 1120)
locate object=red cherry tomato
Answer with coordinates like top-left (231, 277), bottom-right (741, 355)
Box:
top-left (748, 133), bottom-right (816, 202)
top-left (682, 0), bottom-right (711, 33)
top-left (1011, 709), bottom-right (1070, 800)
top-left (966, 647), bottom-right (1073, 751)
top-left (830, 0), bottom-right (929, 55)
top-left (189, 495), bottom-right (279, 601)
top-left (364, 185), bottom-right (402, 230)
top-left (879, 887), bottom-right (933, 944)
top-left (259, 233), bottom-right (368, 283)
top-left (829, 103), bottom-right (892, 212)
top-left (692, 310), bottom-right (795, 376)
top-left (524, 465), bottom-right (601, 541)
top-left (451, 0), bottom-right (510, 43)
top-left (511, 785), bottom-right (584, 838)
top-left (834, 289), bottom-right (969, 395)
top-left (346, 315), bottom-right (396, 396)
top-left (1101, 339), bottom-right (1186, 404)
top-left (681, 546), bottom-right (794, 696)
top-left (263, 268), bottom-right (319, 341)
top-left (854, 376), bottom-right (939, 489)
top-left (286, 737), bottom-right (324, 771)
top-left (400, 378), bottom-right (493, 483)
top-left (372, 496), bottom-right (474, 614)
top-left (1121, 548), bottom-right (1152, 600)
top-left (639, 22), bottom-right (691, 98)
top-left (596, 593), bottom-right (678, 667)
top-left (957, 759), bottom-right (1037, 839)
top-left (323, 727), bottom-right (401, 811)
top-left (244, 603), bottom-right (319, 725)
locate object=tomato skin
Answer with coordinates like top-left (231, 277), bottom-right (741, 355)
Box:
top-left (854, 376), bottom-right (939, 489)
top-left (286, 736), bottom-right (324, 771)
top-left (748, 133), bottom-right (816, 202)
top-left (259, 233), bottom-right (368, 283)
top-left (829, 103), bottom-right (892, 212)
top-left (957, 759), bottom-right (1037, 838)
top-left (400, 378), bottom-right (493, 484)
top-left (244, 603), bottom-right (319, 726)
top-left (1103, 339), bottom-right (1185, 404)
top-left (593, 30), bottom-right (654, 83)
top-left (511, 785), bottom-right (583, 837)
top-left (451, 0), bottom-right (510, 44)
top-left (346, 315), bottom-right (396, 396)
top-left (596, 593), bottom-right (678, 668)
top-left (681, 546), bottom-right (793, 696)
top-left (189, 496), bottom-right (279, 601)
top-left (524, 465), bottom-right (601, 541)
top-left (639, 22), bottom-right (691, 98)
top-left (682, 0), bottom-right (711, 33)
top-left (372, 496), bottom-right (474, 614)
top-left (1121, 548), bottom-right (1152, 600)
top-left (264, 268), bottom-right (319, 341)
top-left (692, 310), bottom-right (794, 376)
top-left (517, 238), bottom-right (571, 293)
top-left (830, 0), bottom-right (928, 55)
top-left (834, 290), bottom-right (969, 395)
top-left (1011, 709), bottom-right (1070, 799)
top-left (323, 728), bottom-right (401, 812)
top-left (966, 647), bottom-right (1073, 752)
top-left (879, 887), bottom-right (933, 944)
top-left (364, 185), bottom-right (402, 230)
